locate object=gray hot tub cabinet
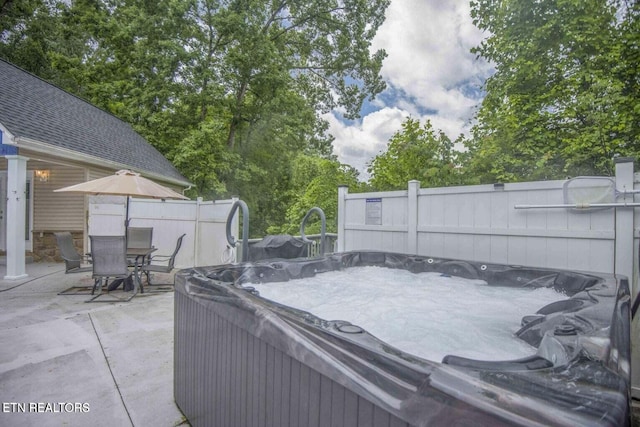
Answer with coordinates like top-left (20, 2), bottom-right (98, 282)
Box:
top-left (174, 251), bottom-right (631, 427)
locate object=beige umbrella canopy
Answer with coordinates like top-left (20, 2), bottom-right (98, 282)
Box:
top-left (55, 169), bottom-right (189, 200)
top-left (55, 169), bottom-right (189, 226)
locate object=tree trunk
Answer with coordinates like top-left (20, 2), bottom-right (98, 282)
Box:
top-left (227, 80), bottom-right (248, 148)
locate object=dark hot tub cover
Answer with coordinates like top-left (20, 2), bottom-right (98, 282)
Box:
top-left (174, 251), bottom-right (631, 427)
top-left (248, 234), bottom-right (308, 261)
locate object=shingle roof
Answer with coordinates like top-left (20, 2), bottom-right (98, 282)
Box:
top-left (0, 58), bottom-right (190, 186)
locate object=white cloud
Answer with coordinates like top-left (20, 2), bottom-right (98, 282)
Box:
top-left (326, 107), bottom-right (407, 180)
top-left (372, 0), bottom-right (489, 102)
top-left (330, 0), bottom-right (492, 178)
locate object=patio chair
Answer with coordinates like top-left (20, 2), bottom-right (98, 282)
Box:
top-left (126, 227), bottom-right (153, 266)
top-left (55, 232), bottom-right (95, 296)
top-left (54, 232), bottom-right (92, 274)
top-left (88, 235), bottom-right (136, 303)
top-left (142, 233), bottom-right (186, 290)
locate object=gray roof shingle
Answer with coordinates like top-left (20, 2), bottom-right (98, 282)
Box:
top-left (0, 58), bottom-right (190, 186)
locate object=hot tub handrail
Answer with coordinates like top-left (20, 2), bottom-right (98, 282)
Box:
top-left (226, 200), bottom-right (249, 262)
top-left (300, 206), bottom-right (326, 255)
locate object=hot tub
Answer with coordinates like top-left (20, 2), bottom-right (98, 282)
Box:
top-left (174, 251), bottom-right (630, 427)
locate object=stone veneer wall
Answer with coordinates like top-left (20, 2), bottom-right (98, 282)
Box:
top-left (31, 231), bottom-right (84, 262)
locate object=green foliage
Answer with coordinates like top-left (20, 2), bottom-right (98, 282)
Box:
top-left (0, 0), bottom-right (66, 78)
top-left (368, 117), bottom-right (466, 190)
top-left (172, 119), bottom-right (235, 199)
top-left (0, 0), bottom-right (390, 237)
top-left (269, 154), bottom-right (364, 235)
top-left (468, 0), bottom-right (640, 182)
top-left (203, 0), bottom-right (390, 149)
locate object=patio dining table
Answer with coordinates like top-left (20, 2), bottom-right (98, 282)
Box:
top-left (127, 247), bottom-right (157, 293)
top-left (105, 247), bottom-right (157, 294)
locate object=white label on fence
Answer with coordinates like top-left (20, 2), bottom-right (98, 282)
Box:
top-left (365, 198), bottom-right (382, 225)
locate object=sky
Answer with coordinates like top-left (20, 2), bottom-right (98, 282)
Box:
top-left (326, 0), bottom-right (494, 180)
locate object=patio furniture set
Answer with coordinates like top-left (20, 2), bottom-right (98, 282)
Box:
top-left (55, 229), bottom-right (185, 302)
top-left (50, 169), bottom-right (189, 302)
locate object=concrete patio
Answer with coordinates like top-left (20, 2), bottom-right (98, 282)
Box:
top-left (0, 262), bottom-right (186, 427)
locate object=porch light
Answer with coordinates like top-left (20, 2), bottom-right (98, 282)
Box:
top-left (35, 169), bottom-right (50, 182)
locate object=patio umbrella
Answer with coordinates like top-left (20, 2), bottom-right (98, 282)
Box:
top-left (54, 169), bottom-right (189, 226)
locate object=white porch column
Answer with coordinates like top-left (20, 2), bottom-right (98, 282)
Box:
top-left (4, 155), bottom-right (28, 280)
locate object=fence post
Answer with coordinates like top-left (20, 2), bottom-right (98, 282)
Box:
top-left (194, 197), bottom-right (202, 267)
top-left (615, 158), bottom-right (635, 286)
top-left (616, 158), bottom-right (640, 398)
top-left (407, 180), bottom-right (420, 254)
top-left (337, 185), bottom-right (348, 252)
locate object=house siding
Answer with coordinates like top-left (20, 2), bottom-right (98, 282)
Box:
top-left (33, 164), bottom-right (85, 231)
top-left (1, 152), bottom-right (186, 260)
top-left (30, 163), bottom-right (126, 261)
top-left (0, 156), bottom-right (86, 232)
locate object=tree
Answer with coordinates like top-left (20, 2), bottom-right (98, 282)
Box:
top-left (467, 0), bottom-right (640, 182)
top-left (0, 0), bottom-right (391, 236)
top-left (0, 0), bottom-right (67, 78)
top-left (272, 154), bottom-right (364, 235)
top-left (180, 0), bottom-right (390, 235)
top-left (59, 0), bottom-right (196, 151)
top-left (171, 119), bottom-right (237, 198)
top-left (208, 0), bottom-right (389, 149)
top-left (368, 117), bottom-right (465, 190)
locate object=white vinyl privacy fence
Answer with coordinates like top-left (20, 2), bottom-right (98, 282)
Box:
top-left (88, 197), bottom-right (238, 269)
top-left (338, 158), bottom-right (638, 289)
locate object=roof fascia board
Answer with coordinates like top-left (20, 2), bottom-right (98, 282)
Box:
top-left (15, 136), bottom-right (192, 188)
top-left (0, 122), bottom-right (17, 144)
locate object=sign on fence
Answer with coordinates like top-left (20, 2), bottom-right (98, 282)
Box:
top-left (365, 198), bottom-right (382, 225)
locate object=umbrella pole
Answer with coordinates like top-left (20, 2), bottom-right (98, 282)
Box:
top-left (125, 196), bottom-right (130, 228)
